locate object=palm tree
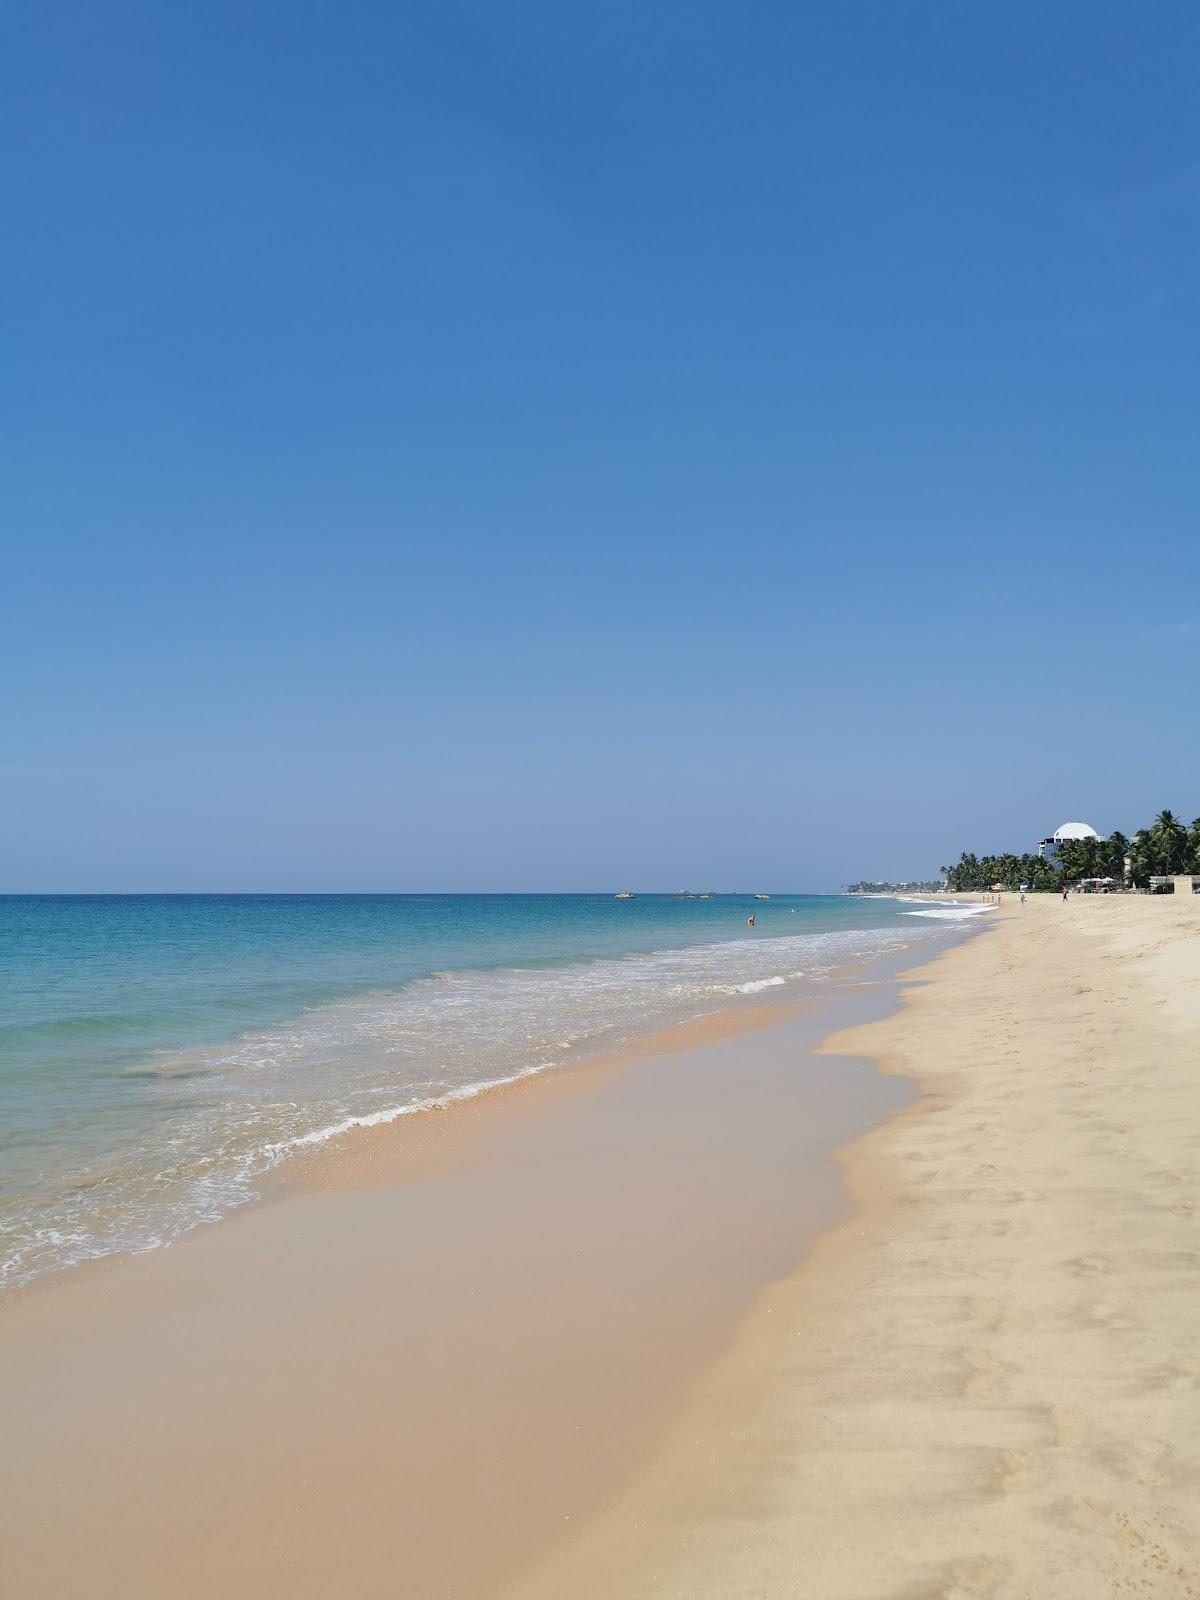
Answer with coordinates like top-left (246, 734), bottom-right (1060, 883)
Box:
top-left (1029, 854), bottom-right (1059, 891)
top-left (1055, 837), bottom-right (1094, 884)
top-left (1152, 809), bottom-right (1189, 874)
top-left (1104, 830), bottom-right (1129, 884)
top-left (1127, 830), bottom-right (1153, 887)
top-left (953, 852), bottom-right (982, 891)
top-left (996, 852), bottom-right (1020, 886)
top-left (1188, 819), bottom-right (1200, 874)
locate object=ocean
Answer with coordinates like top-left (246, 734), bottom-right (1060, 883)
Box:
top-left (0, 893), bottom-right (984, 1289)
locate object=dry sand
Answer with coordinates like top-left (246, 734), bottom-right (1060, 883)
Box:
top-left (507, 893), bottom-right (1200, 1599)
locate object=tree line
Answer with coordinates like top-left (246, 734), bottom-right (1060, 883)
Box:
top-left (844, 879), bottom-right (945, 894)
top-left (943, 810), bottom-right (1200, 892)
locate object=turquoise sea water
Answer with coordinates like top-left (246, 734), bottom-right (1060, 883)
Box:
top-left (0, 893), bottom-right (978, 1288)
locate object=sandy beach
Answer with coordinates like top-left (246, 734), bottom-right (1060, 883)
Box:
top-left (508, 893), bottom-right (1200, 1599)
top-left (3, 896), bottom-right (1198, 1598)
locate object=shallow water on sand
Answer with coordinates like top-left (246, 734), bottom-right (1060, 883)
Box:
top-left (0, 893), bottom-right (969, 1286)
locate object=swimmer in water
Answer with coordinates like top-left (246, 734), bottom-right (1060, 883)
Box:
top-left (747, 913), bottom-right (756, 927)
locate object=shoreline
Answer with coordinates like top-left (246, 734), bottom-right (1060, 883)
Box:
top-left (1, 994), bottom-right (808, 1310)
top-left (505, 893), bottom-right (1200, 1599)
top-left (2, 900), bottom-right (951, 1296)
top-left (2, 911), bottom-right (966, 1306)
top-left (0, 932), bottom-right (952, 1598)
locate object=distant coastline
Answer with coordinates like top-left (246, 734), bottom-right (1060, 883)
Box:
top-left (843, 879), bottom-right (946, 895)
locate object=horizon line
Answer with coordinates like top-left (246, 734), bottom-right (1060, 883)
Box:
top-left (0, 887), bottom-right (847, 898)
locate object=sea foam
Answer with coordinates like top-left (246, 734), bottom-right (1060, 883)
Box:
top-left (1, 899), bottom-right (971, 1289)
top-left (901, 904), bottom-right (995, 921)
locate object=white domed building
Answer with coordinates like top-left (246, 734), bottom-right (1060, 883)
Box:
top-left (1037, 821), bottom-right (1100, 859)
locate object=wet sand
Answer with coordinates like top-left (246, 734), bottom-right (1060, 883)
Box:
top-left (507, 893), bottom-right (1200, 1599)
top-left (0, 966), bottom-right (918, 1598)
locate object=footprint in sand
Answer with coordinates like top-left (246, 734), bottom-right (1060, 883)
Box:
top-left (967, 1295), bottom-right (1008, 1332)
top-left (1146, 1360), bottom-right (1200, 1393)
top-left (1074, 1298), bottom-right (1136, 1331)
top-left (1068, 1254), bottom-right (1111, 1277)
top-left (961, 1347), bottom-right (1012, 1401)
top-left (1051, 1493), bottom-right (1108, 1532)
top-left (993, 1446), bottom-right (1047, 1494)
top-left (1095, 1435), bottom-right (1177, 1491)
top-left (898, 1555), bottom-right (1009, 1600)
top-left (1049, 1405), bottom-right (1086, 1447)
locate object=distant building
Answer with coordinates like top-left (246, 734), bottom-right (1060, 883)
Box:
top-left (1037, 821), bottom-right (1100, 860)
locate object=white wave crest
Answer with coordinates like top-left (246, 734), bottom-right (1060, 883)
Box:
top-left (731, 975), bottom-right (788, 994)
top-left (901, 905), bottom-right (994, 921)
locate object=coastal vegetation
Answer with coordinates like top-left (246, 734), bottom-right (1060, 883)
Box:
top-left (942, 809), bottom-right (1200, 891)
top-left (843, 879), bottom-right (945, 894)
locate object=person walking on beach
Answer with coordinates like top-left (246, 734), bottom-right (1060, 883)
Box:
top-left (1019, 891), bottom-right (1026, 906)
top-left (1062, 884), bottom-right (1069, 902)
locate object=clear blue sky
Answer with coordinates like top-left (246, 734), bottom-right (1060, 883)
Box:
top-left (3, 1), bottom-right (1197, 891)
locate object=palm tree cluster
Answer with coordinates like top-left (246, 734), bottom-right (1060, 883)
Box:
top-left (1125, 811), bottom-right (1199, 884)
top-left (943, 811), bottom-right (1200, 892)
top-left (941, 851), bottom-right (1064, 893)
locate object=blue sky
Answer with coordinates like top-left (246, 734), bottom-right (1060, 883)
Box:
top-left (3, 1), bottom-right (1197, 891)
